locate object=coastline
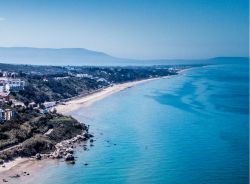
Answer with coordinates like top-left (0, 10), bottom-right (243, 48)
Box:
top-left (0, 77), bottom-right (169, 170)
top-left (0, 133), bottom-right (89, 183)
top-left (55, 76), bottom-right (169, 114)
top-left (0, 73), bottom-right (184, 182)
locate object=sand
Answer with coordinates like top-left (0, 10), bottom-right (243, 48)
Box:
top-left (56, 77), bottom-right (167, 114)
top-left (0, 75), bottom-right (179, 183)
top-left (0, 158), bottom-right (57, 184)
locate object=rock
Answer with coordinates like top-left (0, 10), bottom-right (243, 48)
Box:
top-left (77, 135), bottom-right (84, 140)
top-left (84, 133), bottom-right (94, 139)
top-left (52, 150), bottom-right (62, 159)
top-left (69, 160), bottom-right (75, 164)
top-left (35, 153), bottom-right (42, 160)
top-left (83, 137), bottom-right (88, 141)
top-left (0, 159), bottom-right (4, 165)
top-left (90, 144), bottom-right (94, 147)
top-left (72, 137), bottom-right (78, 143)
top-left (44, 154), bottom-right (50, 159)
top-left (65, 153), bottom-right (74, 161)
top-left (10, 174), bottom-right (20, 178)
top-left (84, 163), bottom-right (88, 166)
top-left (90, 139), bottom-right (94, 143)
top-left (2, 179), bottom-right (8, 182)
top-left (66, 148), bottom-right (74, 154)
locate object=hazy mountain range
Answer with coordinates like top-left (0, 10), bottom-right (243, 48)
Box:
top-left (0, 47), bottom-right (247, 66)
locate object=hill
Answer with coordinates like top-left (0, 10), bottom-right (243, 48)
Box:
top-left (0, 47), bottom-right (248, 66)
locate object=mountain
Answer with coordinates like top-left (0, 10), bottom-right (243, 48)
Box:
top-left (0, 47), bottom-right (248, 66)
top-left (0, 47), bottom-right (124, 66)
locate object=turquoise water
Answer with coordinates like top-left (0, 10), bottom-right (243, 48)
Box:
top-left (28, 61), bottom-right (249, 184)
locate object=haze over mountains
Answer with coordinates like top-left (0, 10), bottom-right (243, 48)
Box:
top-left (0, 47), bottom-right (247, 66)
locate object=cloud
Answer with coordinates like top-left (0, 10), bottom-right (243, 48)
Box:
top-left (0, 17), bottom-right (5, 21)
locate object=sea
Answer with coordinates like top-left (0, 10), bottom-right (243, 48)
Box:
top-left (25, 59), bottom-right (249, 184)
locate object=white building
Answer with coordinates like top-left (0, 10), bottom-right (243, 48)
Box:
top-left (7, 78), bottom-right (25, 92)
top-left (0, 77), bottom-right (25, 92)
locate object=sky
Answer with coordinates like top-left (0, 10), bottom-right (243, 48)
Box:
top-left (0, 0), bottom-right (248, 59)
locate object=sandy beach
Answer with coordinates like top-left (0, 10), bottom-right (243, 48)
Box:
top-left (56, 77), bottom-right (168, 114)
top-left (0, 158), bottom-right (58, 184)
top-left (0, 157), bottom-right (37, 183)
top-left (0, 157), bottom-right (30, 173)
top-left (0, 77), bottom-right (162, 181)
top-left (0, 75), bottom-right (181, 183)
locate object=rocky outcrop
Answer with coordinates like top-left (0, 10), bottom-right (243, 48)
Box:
top-left (43, 132), bottom-right (94, 164)
top-left (66, 148), bottom-right (74, 154)
top-left (0, 115), bottom-right (94, 168)
top-left (35, 153), bottom-right (41, 160)
top-left (65, 153), bottom-right (74, 161)
top-left (0, 115), bottom-right (90, 164)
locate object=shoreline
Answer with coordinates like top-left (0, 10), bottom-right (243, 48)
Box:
top-left (0, 76), bottom-right (169, 174)
top-left (0, 72), bottom-right (188, 182)
top-left (0, 157), bottom-right (30, 173)
top-left (55, 76), bottom-right (170, 114)
top-left (0, 158), bottom-right (55, 184)
top-left (0, 133), bottom-right (89, 183)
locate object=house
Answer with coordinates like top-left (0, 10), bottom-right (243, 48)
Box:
top-left (4, 109), bottom-right (15, 121)
top-left (0, 109), bottom-right (16, 122)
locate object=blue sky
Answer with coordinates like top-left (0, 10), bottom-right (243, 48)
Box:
top-left (0, 0), bottom-right (248, 59)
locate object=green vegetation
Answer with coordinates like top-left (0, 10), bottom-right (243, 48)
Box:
top-left (4, 64), bottom-right (183, 104)
top-left (0, 113), bottom-right (86, 160)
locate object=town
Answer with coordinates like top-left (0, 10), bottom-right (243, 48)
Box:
top-left (0, 71), bottom-right (25, 122)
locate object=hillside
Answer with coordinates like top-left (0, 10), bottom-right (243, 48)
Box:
top-left (0, 47), bottom-right (121, 66)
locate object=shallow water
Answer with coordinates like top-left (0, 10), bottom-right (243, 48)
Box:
top-left (25, 60), bottom-right (249, 184)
